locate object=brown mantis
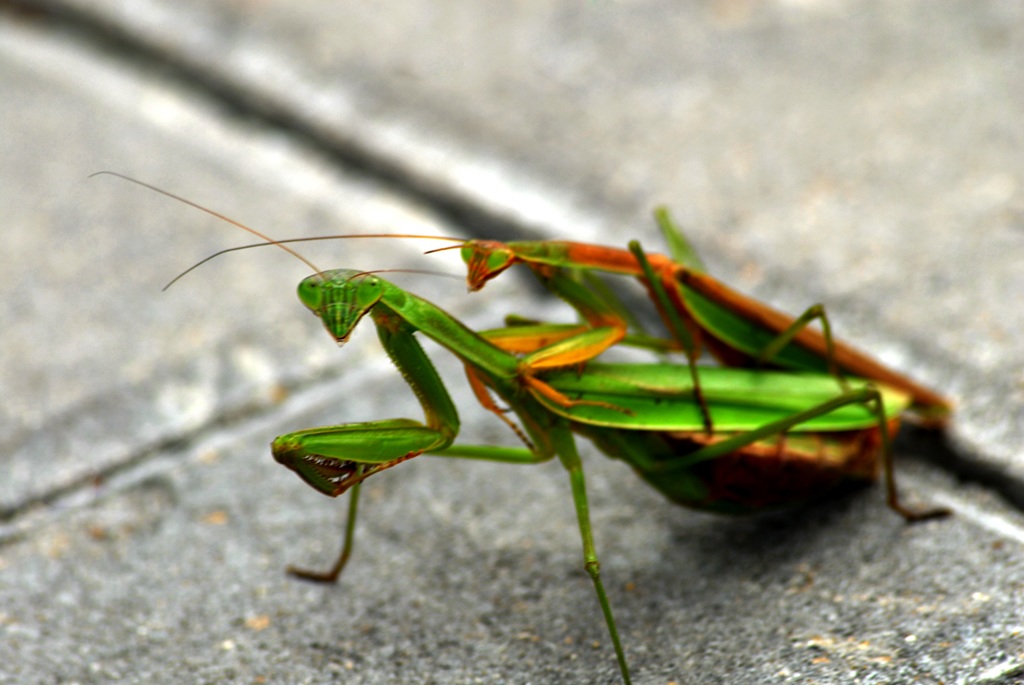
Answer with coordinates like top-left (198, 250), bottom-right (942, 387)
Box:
top-left (453, 208), bottom-right (951, 427)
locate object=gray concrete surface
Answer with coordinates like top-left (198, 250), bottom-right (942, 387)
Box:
top-left (2, 1), bottom-right (1023, 683)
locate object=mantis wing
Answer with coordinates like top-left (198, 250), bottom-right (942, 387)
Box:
top-left (540, 363), bottom-right (911, 432)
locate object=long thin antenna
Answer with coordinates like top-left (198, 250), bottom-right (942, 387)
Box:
top-left (91, 171), bottom-right (324, 277)
top-left (423, 243), bottom-right (467, 255)
top-left (347, 268), bottom-right (463, 283)
top-left (160, 234), bottom-right (466, 291)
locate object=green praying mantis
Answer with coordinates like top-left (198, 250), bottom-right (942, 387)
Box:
top-left (271, 266), bottom-right (942, 685)
top-left (99, 173), bottom-right (952, 684)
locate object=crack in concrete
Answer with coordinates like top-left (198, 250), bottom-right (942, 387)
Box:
top-left (9, 0), bottom-right (543, 244)
top-left (0, 365), bottom-right (355, 540)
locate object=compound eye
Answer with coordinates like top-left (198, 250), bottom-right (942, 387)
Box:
top-left (297, 276), bottom-right (323, 311)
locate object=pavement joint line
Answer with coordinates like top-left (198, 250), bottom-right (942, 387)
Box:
top-left (915, 427), bottom-right (1024, 521)
top-left (0, 363), bottom-right (369, 534)
top-left (928, 490), bottom-right (1024, 548)
top-left (4, 0), bottom-right (545, 244)
top-left (971, 658), bottom-right (1024, 685)
top-left (0, 364), bottom-right (379, 545)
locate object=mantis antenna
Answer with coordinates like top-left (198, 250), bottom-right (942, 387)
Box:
top-left (344, 268), bottom-right (464, 283)
top-left (91, 171), bottom-right (326, 281)
top-left (159, 234), bottom-right (466, 291)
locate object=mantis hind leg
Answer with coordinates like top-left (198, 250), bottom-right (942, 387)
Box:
top-left (651, 384), bottom-right (950, 522)
top-left (869, 392), bottom-right (950, 522)
top-left (755, 303), bottom-right (851, 394)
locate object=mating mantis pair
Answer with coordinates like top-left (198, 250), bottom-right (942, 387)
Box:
top-left (102, 173), bottom-right (951, 685)
top-left (272, 265), bottom-right (939, 685)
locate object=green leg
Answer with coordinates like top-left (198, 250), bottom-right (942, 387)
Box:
top-left (655, 385), bottom-right (950, 522)
top-left (578, 269), bottom-right (657, 341)
top-left (872, 401), bottom-right (948, 522)
top-left (755, 303), bottom-right (851, 393)
top-left (289, 481), bottom-right (363, 583)
top-left (536, 263), bottom-right (669, 349)
top-left (434, 437), bottom-right (633, 682)
top-left (654, 206), bottom-right (706, 272)
top-left (430, 443), bottom-right (552, 463)
top-left (274, 420), bottom-right (447, 584)
top-left (278, 310), bottom-right (466, 582)
top-left (273, 419), bottom-right (453, 496)
top-left (280, 439), bottom-right (552, 584)
top-left (659, 386), bottom-right (883, 468)
top-left (551, 428), bottom-right (633, 685)
top-left (629, 239), bottom-right (713, 435)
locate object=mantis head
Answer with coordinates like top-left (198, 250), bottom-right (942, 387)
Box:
top-left (461, 240), bottom-right (518, 291)
top-left (298, 269), bottom-right (386, 345)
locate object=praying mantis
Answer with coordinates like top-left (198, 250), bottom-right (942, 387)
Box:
top-left (99, 173), bottom-right (951, 684)
top-left (453, 207), bottom-right (952, 427)
top-left (272, 266), bottom-right (941, 685)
